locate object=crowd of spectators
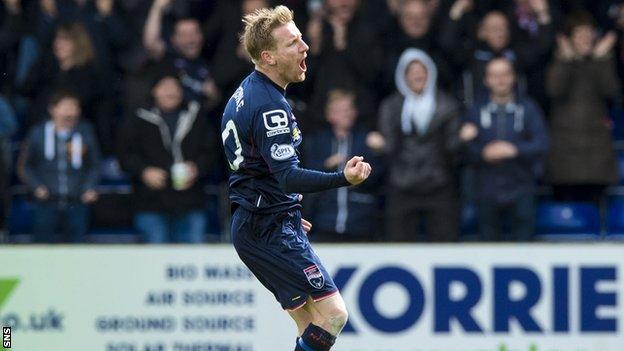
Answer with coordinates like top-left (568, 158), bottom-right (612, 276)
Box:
top-left (1, 0), bottom-right (624, 243)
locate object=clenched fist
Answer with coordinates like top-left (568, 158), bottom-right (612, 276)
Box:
top-left (343, 156), bottom-right (372, 186)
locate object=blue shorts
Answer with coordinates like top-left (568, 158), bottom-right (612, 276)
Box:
top-left (231, 207), bottom-right (338, 310)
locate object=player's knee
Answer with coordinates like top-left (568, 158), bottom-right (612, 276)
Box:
top-left (326, 306), bottom-right (348, 332)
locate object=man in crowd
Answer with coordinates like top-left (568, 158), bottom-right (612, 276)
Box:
top-left (463, 57), bottom-right (549, 241)
top-left (141, 0), bottom-right (221, 114)
top-left (118, 73), bottom-right (218, 243)
top-left (19, 90), bottom-right (101, 242)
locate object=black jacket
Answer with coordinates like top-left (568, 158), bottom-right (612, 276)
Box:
top-left (378, 91), bottom-right (461, 196)
top-left (306, 12), bottom-right (383, 130)
top-left (117, 101), bottom-right (219, 213)
top-left (438, 11), bottom-right (554, 106)
top-left (22, 120), bottom-right (100, 200)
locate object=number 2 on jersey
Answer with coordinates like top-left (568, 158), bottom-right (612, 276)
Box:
top-left (221, 120), bottom-right (244, 171)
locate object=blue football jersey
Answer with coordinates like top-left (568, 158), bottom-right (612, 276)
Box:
top-left (221, 71), bottom-right (304, 213)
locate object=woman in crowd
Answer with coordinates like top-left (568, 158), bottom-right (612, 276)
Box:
top-left (546, 11), bottom-right (621, 203)
top-left (371, 48), bottom-right (462, 242)
top-left (18, 21), bottom-right (113, 153)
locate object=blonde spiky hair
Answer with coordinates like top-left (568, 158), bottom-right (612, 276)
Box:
top-left (240, 5), bottom-right (294, 65)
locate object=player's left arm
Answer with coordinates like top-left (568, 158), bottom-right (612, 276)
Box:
top-left (254, 102), bottom-right (371, 193)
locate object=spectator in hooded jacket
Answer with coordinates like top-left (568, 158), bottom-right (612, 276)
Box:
top-left (303, 89), bottom-right (384, 242)
top-left (18, 89), bottom-right (101, 243)
top-left (463, 57), bottom-right (549, 241)
top-left (381, 0), bottom-right (453, 96)
top-left (117, 73), bottom-right (219, 243)
top-left (371, 48), bottom-right (461, 242)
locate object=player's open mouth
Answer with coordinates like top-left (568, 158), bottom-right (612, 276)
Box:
top-left (299, 58), bottom-right (307, 72)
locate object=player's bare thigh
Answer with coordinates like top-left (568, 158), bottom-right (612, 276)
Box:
top-left (287, 293), bottom-right (349, 336)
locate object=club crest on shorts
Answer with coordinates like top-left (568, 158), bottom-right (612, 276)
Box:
top-left (303, 264), bottom-right (325, 289)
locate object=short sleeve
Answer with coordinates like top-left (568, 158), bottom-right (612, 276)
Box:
top-left (253, 100), bottom-right (299, 174)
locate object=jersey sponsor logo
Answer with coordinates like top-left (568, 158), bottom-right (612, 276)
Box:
top-left (304, 264), bottom-right (325, 289)
top-left (270, 143), bottom-right (295, 161)
top-left (266, 127), bottom-right (290, 137)
top-left (263, 110), bottom-right (290, 137)
top-left (263, 109), bottom-right (289, 130)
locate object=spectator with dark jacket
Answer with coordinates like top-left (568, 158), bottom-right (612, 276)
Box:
top-left (141, 0), bottom-right (221, 117)
top-left (372, 48), bottom-right (462, 242)
top-left (0, 0), bottom-right (31, 95)
top-left (18, 90), bottom-right (101, 243)
top-left (117, 73), bottom-right (219, 243)
top-left (0, 94), bottom-right (17, 235)
top-left (36, 0), bottom-right (129, 78)
top-left (203, 0), bottom-right (267, 100)
top-left (463, 57), bottom-right (549, 241)
top-left (546, 11), bottom-right (622, 204)
top-left (305, 0), bottom-right (382, 130)
top-left (381, 0), bottom-right (453, 95)
top-left (303, 89), bottom-right (384, 242)
top-left (439, 0), bottom-right (554, 107)
top-left (18, 21), bottom-right (114, 153)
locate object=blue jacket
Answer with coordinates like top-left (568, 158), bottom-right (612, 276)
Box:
top-left (302, 127), bottom-right (385, 237)
top-left (464, 97), bottom-right (549, 205)
top-left (22, 120), bottom-right (101, 201)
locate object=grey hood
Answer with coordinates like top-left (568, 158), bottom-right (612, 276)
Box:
top-left (395, 48), bottom-right (438, 135)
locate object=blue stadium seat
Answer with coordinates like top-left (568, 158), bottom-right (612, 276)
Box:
top-left (7, 197), bottom-right (35, 243)
top-left (611, 108), bottom-right (624, 141)
top-left (8, 197), bottom-right (34, 235)
top-left (100, 156), bottom-right (130, 185)
top-left (460, 202), bottom-right (478, 238)
top-left (607, 199), bottom-right (624, 239)
top-left (86, 228), bottom-right (139, 244)
top-left (535, 202), bottom-right (601, 240)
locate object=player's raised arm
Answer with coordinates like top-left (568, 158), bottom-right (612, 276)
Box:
top-left (275, 159), bottom-right (372, 194)
top-left (252, 104), bottom-right (372, 193)
top-left (265, 130), bottom-right (373, 193)
top-left (273, 155), bottom-right (375, 194)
